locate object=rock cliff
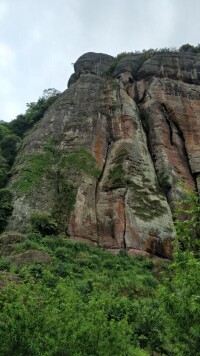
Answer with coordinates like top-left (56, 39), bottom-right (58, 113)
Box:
top-left (7, 51), bottom-right (200, 259)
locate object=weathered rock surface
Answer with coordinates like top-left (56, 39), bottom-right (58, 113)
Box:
top-left (6, 51), bottom-right (200, 259)
top-left (12, 250), bottom-right (51, 266)
top-left (0, 232), bottom-right (26, 257)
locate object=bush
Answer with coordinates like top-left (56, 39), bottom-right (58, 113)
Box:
top-left (29, 212), bottom-right (57, 236)
top-left (0, 258), bottom-right (11, 271)
top-left (0, 188), bottom-right (13, 233)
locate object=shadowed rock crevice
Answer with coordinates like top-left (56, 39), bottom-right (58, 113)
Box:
top-left (162, 104), bottom-right (174, 146)
top-left (122, 187), bottom-right (128, 250)
top-left (95, 141), bottom-right (111, 244)
top-left (161, 103), bottom-right (198, 192)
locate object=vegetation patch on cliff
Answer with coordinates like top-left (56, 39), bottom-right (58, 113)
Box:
top-left (63, 147), bottom-right (101, 179)
top-left (12, 152), bottom-right (51, 194)
top-left (129, 178), bottom-right (168, 220)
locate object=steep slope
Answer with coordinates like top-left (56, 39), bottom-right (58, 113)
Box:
top-left (7, 51), bottom-right (200, 258)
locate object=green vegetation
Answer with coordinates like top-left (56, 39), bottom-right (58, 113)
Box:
top-left (107, 51), bottom-right (136, 74)
top-left (53, 177), bottom-right (77, 232)
top-left (179, 43), bottom-right (200, 53)
top-left (0, 234), bottom-right (163, 355)
top-left (0, 188), bottom-right (199, 355)
top-left (0, 88), bottom-right (60, 194)
top-left (44, 144), bottom-right (99, 232)
top-left (12, 152), bottom-right (51, 193)
top-left (107, 149), bottom-right (167, 220)
top-left (107, 44), bottom-right (200, 74)
top-left (29, 212), bottom-right (58, 236)
top-left (64, 147), bottom-right (101, 179)
top-left (11, 144), bottom-right (99, 232)
top-left (0, 124), bottom-right (20, 188)
top-left (0, 188), bottom-right (13, 233)
top-left (108, 164), bottom-right (132, 189)
top-left (157, 188), bottom-right (200, 355)
top-left (107, 48), bottom-right (174, 74)
top-left (0, 47), bottom-right (200, 354)
top-left (108, 149), bottom-right (132, 189)
top-left (158, 173), bottom-right (172, 194)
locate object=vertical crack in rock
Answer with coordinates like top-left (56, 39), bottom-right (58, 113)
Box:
top-left (161, 103), bottom-right (198, 192)
top-left (122, 187), bottom-right (128, 250)
top-left (162, 104), bottom-right (174, 146)
top-left (95, 141), bottom-right (111, 244)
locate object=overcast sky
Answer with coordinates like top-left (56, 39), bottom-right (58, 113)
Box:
top-left (0, 0), bottom-right (200, 121)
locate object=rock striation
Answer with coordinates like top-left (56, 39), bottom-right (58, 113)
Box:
top-left (7, 51), bottom-right (200, 259)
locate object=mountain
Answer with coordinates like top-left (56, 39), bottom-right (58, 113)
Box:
top-left (6, 50), bottom-right (200, 259)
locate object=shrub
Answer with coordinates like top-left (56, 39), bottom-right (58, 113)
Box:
top-left (0, 188), bottom-right (13, 233)
top-left (0, 258), bottom-right (11, 271)
top-left (29, 212), bottom-right (57, 236)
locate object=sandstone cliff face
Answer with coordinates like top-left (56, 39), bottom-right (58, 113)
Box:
top-left (7, 51), bottom-right (200, 259)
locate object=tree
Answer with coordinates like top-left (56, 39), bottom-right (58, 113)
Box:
top-left (179, 43), bottom-right (195, 52)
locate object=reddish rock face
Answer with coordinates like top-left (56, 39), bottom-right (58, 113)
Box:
top-left (7, 52), bottom-right (200, 259)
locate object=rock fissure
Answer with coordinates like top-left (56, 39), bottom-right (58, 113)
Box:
top-left (162, 104), bottom-right (174, 146)
top-left (161, 103), bottom-right (198, 191)
top-left (95, 141), bottom-right (111, 244)
top-left (122, 187), bottom-right (128, 250)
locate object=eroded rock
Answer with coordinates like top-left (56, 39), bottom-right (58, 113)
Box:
top-left (12, 250), bottom-right (51, 266)
top-left (0, 232), bottom-right (27, 257)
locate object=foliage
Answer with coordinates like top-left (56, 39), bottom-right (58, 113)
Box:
top-left (0, 134), bottom-right (20, 166)
top-left (0, 234), bottom-right (162, 355)
top-left (0, 124), bottom-right (20, 188)
top-left (64, 147), bottom-right (101, 178)
top-left (174, 188), bottom-right (200, 252)
top-left (0, 187), bottom-right (199, 356)
top-left (107, 48), bottom-right (176, 74)
top-left (107, 44), bottom-right (200, 74)
top-left (158, 173), bottom-right (172, 194)
top-left (179, 43), bottom-right (200, 53)
top-left (53, 176), bottom-right (77, 232)
top-left (0, 188), bottom-right (13, 233)
top-left (12, 152), bottom-right (51, 193)
top-left (158, 188), bottom-right (200, 355)
top-left (107, 51), bottom-right (135, 74)
top-left (0, 280), bottom-right (150, 356)
top-left (0, 257), bottom-right (11, 271)
top-left (0, 49), bottom-right (200, 354)
top-left (0, 155), bottom-right (8, 189)
top-left (0, 88), bottom-right (60, 199)
top-left (43, 144), bottom-right (100, 232)
top-left (109, 163), bottom-right (128, 188)
top-left (29, 212), bottom-right (57, 236)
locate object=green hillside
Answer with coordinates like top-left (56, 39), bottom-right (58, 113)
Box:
top-left (0, 219), bottom-right (199, 355)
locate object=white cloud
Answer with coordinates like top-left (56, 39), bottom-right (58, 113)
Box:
top-left (30, 28), bottom-right (43, 44)
top-left (0, 2), bottom-right (7, 20)
top-left (0, 43), bottom-right (15, 70)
